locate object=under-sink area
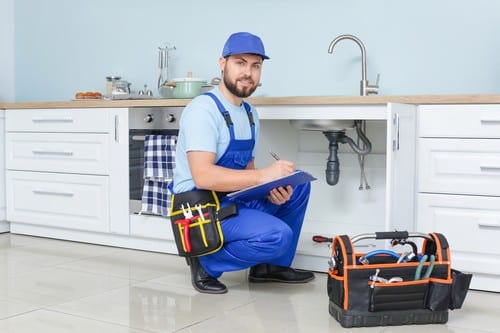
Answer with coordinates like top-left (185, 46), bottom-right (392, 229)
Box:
top-left (254, 103), bottom-right (418, 272)
top-left (289, 119), bottom-right (357, 132)
top-left (289, 119), bottom-right (372, 186)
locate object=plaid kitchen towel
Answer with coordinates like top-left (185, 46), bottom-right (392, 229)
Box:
top-left (143, 135), bottom-right (177, 180)
top-left (141, 180), bottom-right (170, 216)
top-left (141, 135), bottom-right (177, 216)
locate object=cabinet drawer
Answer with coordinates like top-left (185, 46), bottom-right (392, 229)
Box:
top-left (6, 109), bottom-right (109, 133)
top-left (417, 193), bottom-right (500, 274)
top-left (6, 171), bottom-right (109, 232)
top-left (6, 132), bottom-right (109, 174)
top-left (418, 138), bottom-right (500, 196)
top-left (419, 105), bottom-right (500, 138)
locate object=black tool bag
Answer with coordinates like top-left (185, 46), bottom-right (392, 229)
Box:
top-left (327, 231), bottom-right (472, 328)
top-left (169, 190), bottom-right (237, 257)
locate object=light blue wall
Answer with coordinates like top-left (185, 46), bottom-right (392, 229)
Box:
top-left (13, 0), bottom-right (500, 101)
top-left (0, 0), bottom-right (15, 102)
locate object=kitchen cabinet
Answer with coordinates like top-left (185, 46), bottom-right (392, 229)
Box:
top-left (416, 104), bottom-right (500, 292)
top-left (0, 109), bottom-right (8, 232)
top-left (4, 103), bottom-right (416, 267)
top-left (4, 97), bottom-right (500, 292)
top-left (5, 108), bottom-right (129, 237)
top-left (256, 103), bottom-right (417, 272)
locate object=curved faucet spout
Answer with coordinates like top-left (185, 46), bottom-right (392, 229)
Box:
top-left (328, 34), bottom-right (367, 83)
top-left (328, 34), bottom-right (379, 96)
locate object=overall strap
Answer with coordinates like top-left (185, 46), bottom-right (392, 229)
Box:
top-left (204, 92), bottom-right (255, 140)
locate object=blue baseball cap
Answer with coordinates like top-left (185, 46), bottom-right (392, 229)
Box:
top-left (222, 32), bottom-right (270, 60)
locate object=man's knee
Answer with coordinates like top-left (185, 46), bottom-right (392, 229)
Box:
top-left (257, 225), bottom-right (293, 251)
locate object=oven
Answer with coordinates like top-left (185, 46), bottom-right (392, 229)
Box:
top-left (128, 107), bottom-right (182, 214)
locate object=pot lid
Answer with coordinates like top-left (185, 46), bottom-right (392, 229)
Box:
top-left (172, 77), bottom-right (206, 83)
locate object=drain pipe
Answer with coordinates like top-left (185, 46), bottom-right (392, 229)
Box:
top-left (323, 121), bottom-right (372, 186)
top-left (323, 131), bottom-right (344, 186)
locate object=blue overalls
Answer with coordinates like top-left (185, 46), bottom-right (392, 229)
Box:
top-left (199, 93), bottom-right (311, 278)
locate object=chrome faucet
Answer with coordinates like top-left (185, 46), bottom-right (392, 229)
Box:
top-left (328, 34), bottom-right (380, 96)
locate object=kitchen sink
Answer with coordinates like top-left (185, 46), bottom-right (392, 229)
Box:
top-left (289, 119), bottom-right (356, 131)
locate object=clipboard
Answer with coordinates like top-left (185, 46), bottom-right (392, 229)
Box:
top-left (227, 170), bottom-right (317, 201)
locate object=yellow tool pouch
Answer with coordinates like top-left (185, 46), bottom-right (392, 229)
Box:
top-left (169, 190), bottom-right (237, 257)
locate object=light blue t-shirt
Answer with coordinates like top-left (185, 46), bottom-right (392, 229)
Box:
top-left (172, 87), bottom-right (260, 193)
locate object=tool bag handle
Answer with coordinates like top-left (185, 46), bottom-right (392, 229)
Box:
top-left (351, 231), bottom-right (433, 243)
top-left (330, 231), bottom-right (447, 274)
top-left (426, 232), bottom-right (450, 262)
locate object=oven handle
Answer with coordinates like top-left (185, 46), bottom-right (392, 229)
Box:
top-left (131, 135), bottom-right (146, 141)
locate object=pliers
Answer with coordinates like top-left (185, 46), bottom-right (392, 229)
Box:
top-left (414, 254), bottom-right (436, 280)
top-left (175, 204), bottom-right (210, 253)
top-left (175, 204), bottom-right (194, 253)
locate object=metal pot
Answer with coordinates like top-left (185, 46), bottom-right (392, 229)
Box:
top-left (172, 77), bottom-right (206, 98)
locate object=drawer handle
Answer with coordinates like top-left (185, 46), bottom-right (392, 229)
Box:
top-left (478, 223), bottom-right (500, 229)
top-left (32, 150), bottom-right (74, 156)
top-left (480, 119), bottom-right (500, 124)
top-left (31, 117), bottom-right (74, 123)
top-left (33, 189), bottom-right (75, 197)
top-left (480, 166), bottom-right (500, 172)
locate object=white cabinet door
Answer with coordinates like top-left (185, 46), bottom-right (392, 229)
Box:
top-left (419, 104), bottom-right (500, 138)
top-left (6, 170), bottom-right (109, 232)
top-left (417, 193), bottom-right (500, 292)
top-left (6, 108), bottom-right (109, 133)
top-left (385, 103), bottom-right (417, 231)
top-left (6, 132), bottom-right (109, 174)
top-left (107, 108), bottom-right (129, 235)
top-left (418, 138), bottom-right (500, 196)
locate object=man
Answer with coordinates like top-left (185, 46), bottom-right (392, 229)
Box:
top-left (171, 32), bottom-right (313, 294)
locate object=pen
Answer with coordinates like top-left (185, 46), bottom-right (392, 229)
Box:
top-left (269, 151), bottom-right (280, 161)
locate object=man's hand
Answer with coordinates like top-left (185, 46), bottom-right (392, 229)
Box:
top-left (268, 185), bottom-right (293, 205)
top-left (258, 160), bottom-right (296, 184)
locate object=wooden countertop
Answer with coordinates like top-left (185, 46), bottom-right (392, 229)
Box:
top-left (3, 94), bottom-right (500, 109)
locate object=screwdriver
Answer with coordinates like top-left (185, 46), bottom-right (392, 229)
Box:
top-left (312, 235), bottom-right (333, 243)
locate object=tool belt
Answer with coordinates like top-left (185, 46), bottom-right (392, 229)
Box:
top-left (327, 231), bottom-right (472, 328)
top-left (169, 189), bottom-right (237, 257)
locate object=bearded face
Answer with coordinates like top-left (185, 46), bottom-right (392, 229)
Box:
top-left (220, 54), bottom-right (263, 98)
top-left (223, 73), bottom-right (258, 98)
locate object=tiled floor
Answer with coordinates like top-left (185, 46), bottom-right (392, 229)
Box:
top-left (0, 233), bottom-right (498, 333)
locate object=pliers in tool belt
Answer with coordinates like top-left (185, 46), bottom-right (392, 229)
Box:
top-left (175, 204), bottom-right (210, 253)
top-left (175, 204), bottom-right (195, 253)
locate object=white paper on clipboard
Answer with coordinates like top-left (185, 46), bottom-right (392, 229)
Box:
top-left (226, 170), bottom-right (316, 201)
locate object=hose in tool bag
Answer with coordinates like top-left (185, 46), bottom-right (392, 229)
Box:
top-left (358, 249), bottom-right (401, 265)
